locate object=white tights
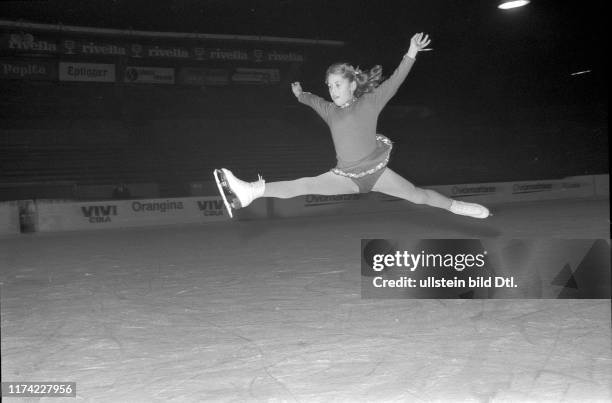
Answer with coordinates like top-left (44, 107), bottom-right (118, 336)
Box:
top-left (263, 168), bottom-right (452, 210)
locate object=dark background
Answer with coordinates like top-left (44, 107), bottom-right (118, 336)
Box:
top-left (0, 0), bottom-right (608, 199)
top-left (3, 0), bottom-right (606, 106)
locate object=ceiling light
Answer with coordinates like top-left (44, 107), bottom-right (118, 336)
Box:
top-left (498, 1), bottom-right (530, 10)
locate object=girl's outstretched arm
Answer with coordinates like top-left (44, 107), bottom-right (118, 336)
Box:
top-left (292, 81), bottom-right (332, 121)
top-left (374, 32), bottom-right (431, 109)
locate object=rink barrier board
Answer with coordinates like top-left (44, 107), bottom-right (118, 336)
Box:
top-left (0, 201), bottom-right (20, 235)
top-left (35, 196), bottom-right (232, 232)
top-left (593, 174), bottom-right (609, 198)
top-left (272, 175), bottom-right (604, 218)
top-left (4, 174), bottom-right (609, 233)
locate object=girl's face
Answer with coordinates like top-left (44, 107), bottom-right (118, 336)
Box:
top-left (326, 73), bottom-right (357, 106)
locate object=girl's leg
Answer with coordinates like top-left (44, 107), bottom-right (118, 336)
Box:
top-left (372, 168), bottom-right (489, 218)
top-left (264, 171), bottom-right (359, 198)
top-left (216, 168), bottom-right (358, 211)
top-left (372, 168), bottom-right (452, 209)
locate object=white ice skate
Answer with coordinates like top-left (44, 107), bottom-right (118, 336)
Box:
top-left (449, 200), bottom-right (490, 219)
top-left (213, 168), bottom-right (265, 218)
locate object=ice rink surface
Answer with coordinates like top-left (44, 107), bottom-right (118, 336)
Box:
top-left (1, 198), bottom-right (610, 402)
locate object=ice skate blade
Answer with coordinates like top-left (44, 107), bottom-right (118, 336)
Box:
top-left (213, 169), bottom-right (234, 218)
top-left (218, 169), bottom-right (245, 209)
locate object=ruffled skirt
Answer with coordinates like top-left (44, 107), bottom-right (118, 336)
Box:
top-left (331, 135), bottom-right (392, 178)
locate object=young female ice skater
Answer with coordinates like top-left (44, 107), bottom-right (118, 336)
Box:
top-left (214, 32), bottom-right (490, 219)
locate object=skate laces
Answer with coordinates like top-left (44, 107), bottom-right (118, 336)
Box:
top-left (253, 174), bottom-right (265, 187)
top-left (250, 174), bottom-right (265, 198)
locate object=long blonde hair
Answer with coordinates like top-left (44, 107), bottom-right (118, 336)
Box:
top-left (325, 63), bottom-right (383, 98)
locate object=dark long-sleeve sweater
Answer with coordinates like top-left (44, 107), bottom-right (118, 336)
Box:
top-left (298, 55), bottom-right (416, 163)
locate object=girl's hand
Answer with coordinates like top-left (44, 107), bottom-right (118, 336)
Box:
top-left (407, 32), bottom-right (431, 58)
top-left (291, 82), bottom-right (303, 97)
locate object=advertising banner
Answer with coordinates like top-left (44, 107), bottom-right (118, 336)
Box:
top-left (124, 66), bottom-right (174, 84)
top-left (508, 176), bottom-right (594, 202)
top-left (177, 67), bottom-right (230, 86)
top-left (1, 31), bottom-right (308, 63)
top-left (1, 32), bottom-right (57, 54)
top-left (231, 67), bottom-right (280, 85)
top-left (437, 182), bottom-right (503, 202)
top-left (60, 38), bottom-right (128, 57)
top-left (271, 193), bottom-right (374, 218)
top-left (0, 59), bottom-right (57, 80)
top-left (58, 62), bottom-right (115, 82)
top-left (36, 196), bottom-right (230, 232)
